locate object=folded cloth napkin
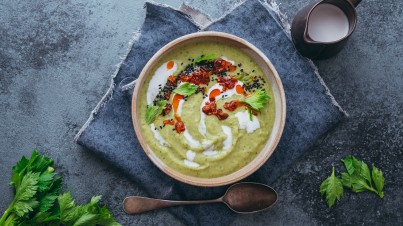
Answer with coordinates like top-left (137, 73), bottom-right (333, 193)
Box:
top-left (75, 0), bottom-right (346, 225)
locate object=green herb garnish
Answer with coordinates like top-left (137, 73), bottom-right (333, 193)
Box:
top-left (235, 72), bottom-right (253, 85)
top-left (241, 89), bottom-right (270, 111)
top-left (194, 53), bottom-right (216, 64)
top-left (172, 82), bottom-right (198, 96)
top-left (248, 108), bottom-right (253, 121)
top-left (320, 156), bottom-right (385, 208)
top-left (0, 150), bottom-right (120, 226)
top-left (145, 100), bottom-right (167, 124)
top-left (320, 166), bottom-right (344, 208)
top-left (58, 192), bottom-right (119, 226)
top-left (340, 156), bottom-right (384, 198)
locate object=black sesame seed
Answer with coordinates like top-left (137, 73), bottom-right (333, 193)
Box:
top-left (240, 69), bottom-right (244, 72)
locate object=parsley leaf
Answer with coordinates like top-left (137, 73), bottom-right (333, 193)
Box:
top-left (194, 53), bottom-right (216, 64)
top-left (241, 89), bottom-right (270, 111)
top-left (342, 156), bottom-right (354, 175)
top-left (13, 171), bottom-right (40, 217)
top-left (320, 166), bottom-right (344, 208)
top-left (341, 156), bottom-right (383, 197)
top-left (145, 100), bottom-right (167, 124)
top-left (235, 72), bottom-right (253, 85)
top-left (371, 164), bottom-right (385, 198)
top-left (172, 82), bottom-right (198, 96)
top-left (319, 155), bottom-right (386, 209)
top-left (59, 192), bottom-right (120, 226)
top-left (38, 176), bottom-right (62, 213)
top-left (0, 150), bottom-right (121, 226)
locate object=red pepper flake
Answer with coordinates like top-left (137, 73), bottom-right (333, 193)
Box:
top-left (217, 76), bottom-right (237, 91)
top-left (213, 58), bottom-right (235, 73)
top-left (162, 103), bottom-right (172, 116)
top-left (223, 100), bottom-right (243, 111)
top-left (167, 75), bottom-right (176, 84)
top-left (202, 101), bottom-right (216, 115)
top-left (175, 121), bottom-right (185, 133)
top-left (179, 70), bottom-right (211, 85)
top-left (215, 109), bottom-right (229, 120)
top-left (164, 90), bottom-right (171, 100)
top-left (229, 65), bottom-right (236, 72)
top-left (202, 101), bottom-right (229, 120)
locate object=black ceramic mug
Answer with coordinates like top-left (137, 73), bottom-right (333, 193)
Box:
top-left (291, 0), bottom-right (362, 60)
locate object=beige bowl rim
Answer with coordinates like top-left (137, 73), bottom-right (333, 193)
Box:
top-left (131, 31), bottom-right (286, 187)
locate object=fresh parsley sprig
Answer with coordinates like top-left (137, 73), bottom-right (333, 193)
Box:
top-left (320, 166), bottom-right (344, 208)
top-left (320, 156), bottom-right (385, 208)
top-left (58, 192), bottom-right (120, 226)
top-left (145, 100), bottom-right (167, 124)
top-left (241, 89), bottom-right (270, 111)
top-left (0, 150), bottom-right (120, 226)
top-left (235, 72), bottom-right (253, 85)
top-left (341, 156), bottom-right (384, 198)
top-left (172, 82), bottom-right (198, 96)
top-left (194, 53), bottom-right (216, 64)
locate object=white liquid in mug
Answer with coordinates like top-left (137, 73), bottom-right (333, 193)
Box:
top-left (307, 3), bottom-right (350, 42)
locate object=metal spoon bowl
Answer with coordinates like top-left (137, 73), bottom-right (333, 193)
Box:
top-left (123, 182), bottom-right (277, 214)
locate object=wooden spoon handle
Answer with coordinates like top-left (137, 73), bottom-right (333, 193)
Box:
top-left (123, 196), bottom-right (220, 214)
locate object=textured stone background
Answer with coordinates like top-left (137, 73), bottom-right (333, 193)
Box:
top-left (0, 0), bottom-right (402, 225)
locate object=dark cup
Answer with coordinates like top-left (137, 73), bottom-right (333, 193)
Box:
top-left (291, 0), bottom-right (361, 60)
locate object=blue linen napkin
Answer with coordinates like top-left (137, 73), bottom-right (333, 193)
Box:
top-left (75, 0), bottom-right (346, 225)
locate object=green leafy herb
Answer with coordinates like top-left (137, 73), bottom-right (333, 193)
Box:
top-left (248, 108), bottom-right (253, 121)
top-left (194, 53), bottom-right (216, 64)
top-left (58, 192), bottom-right (120, 226)
top-left (341, 156), bottom-right (384, 198)
top-left (241, 89), bottom-right (270, 111)
top-left (145, 100), bottom-right (167, 124)
top-left (0, 150), bottom-right (121, 226)
top-left (319, 155), bottom-right (385, 208)
top-left (371, 164), bottom-right (385, 198)
top-left (235, 72), bottom-right (253, 85)
top-left (172, 82), bottom-right (198, 96)
top-left (320, 166), bottom-right (344, 208)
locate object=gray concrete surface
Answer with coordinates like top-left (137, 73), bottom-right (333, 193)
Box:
top-left (0, 0), bottom-right (402, 225)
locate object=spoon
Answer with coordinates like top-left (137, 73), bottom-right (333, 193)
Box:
top-left (123, 182), bottom-right (277, 214)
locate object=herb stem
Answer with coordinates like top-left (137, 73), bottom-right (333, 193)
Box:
top-left (368, 186), bottom-right (380, 195)
top-left (0, 206), bottom-right (12, 225)
top-left (4, 212), bottom-right (15, 226)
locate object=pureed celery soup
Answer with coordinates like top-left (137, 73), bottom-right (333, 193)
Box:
top-left (139, 41), bottom-right (275, 178)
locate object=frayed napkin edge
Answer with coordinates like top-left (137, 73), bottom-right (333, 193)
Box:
top-left (266, 0), bottom-right (349, 117)
top-left (73, 30), bottom-right (141, 142)
top-left (74, 1), bottom-right (204, 142)
top-left (74, 0), bottom-right (348, 143)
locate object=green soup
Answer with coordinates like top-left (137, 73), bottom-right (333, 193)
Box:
top-left (139, 42), bottom-right (275, 178)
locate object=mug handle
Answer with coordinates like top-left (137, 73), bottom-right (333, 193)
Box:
top-left (346, 0), bottom-right (362, 7)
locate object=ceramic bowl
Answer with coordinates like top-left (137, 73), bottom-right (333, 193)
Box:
top-left (132, 31), bottom-right (286, 187)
